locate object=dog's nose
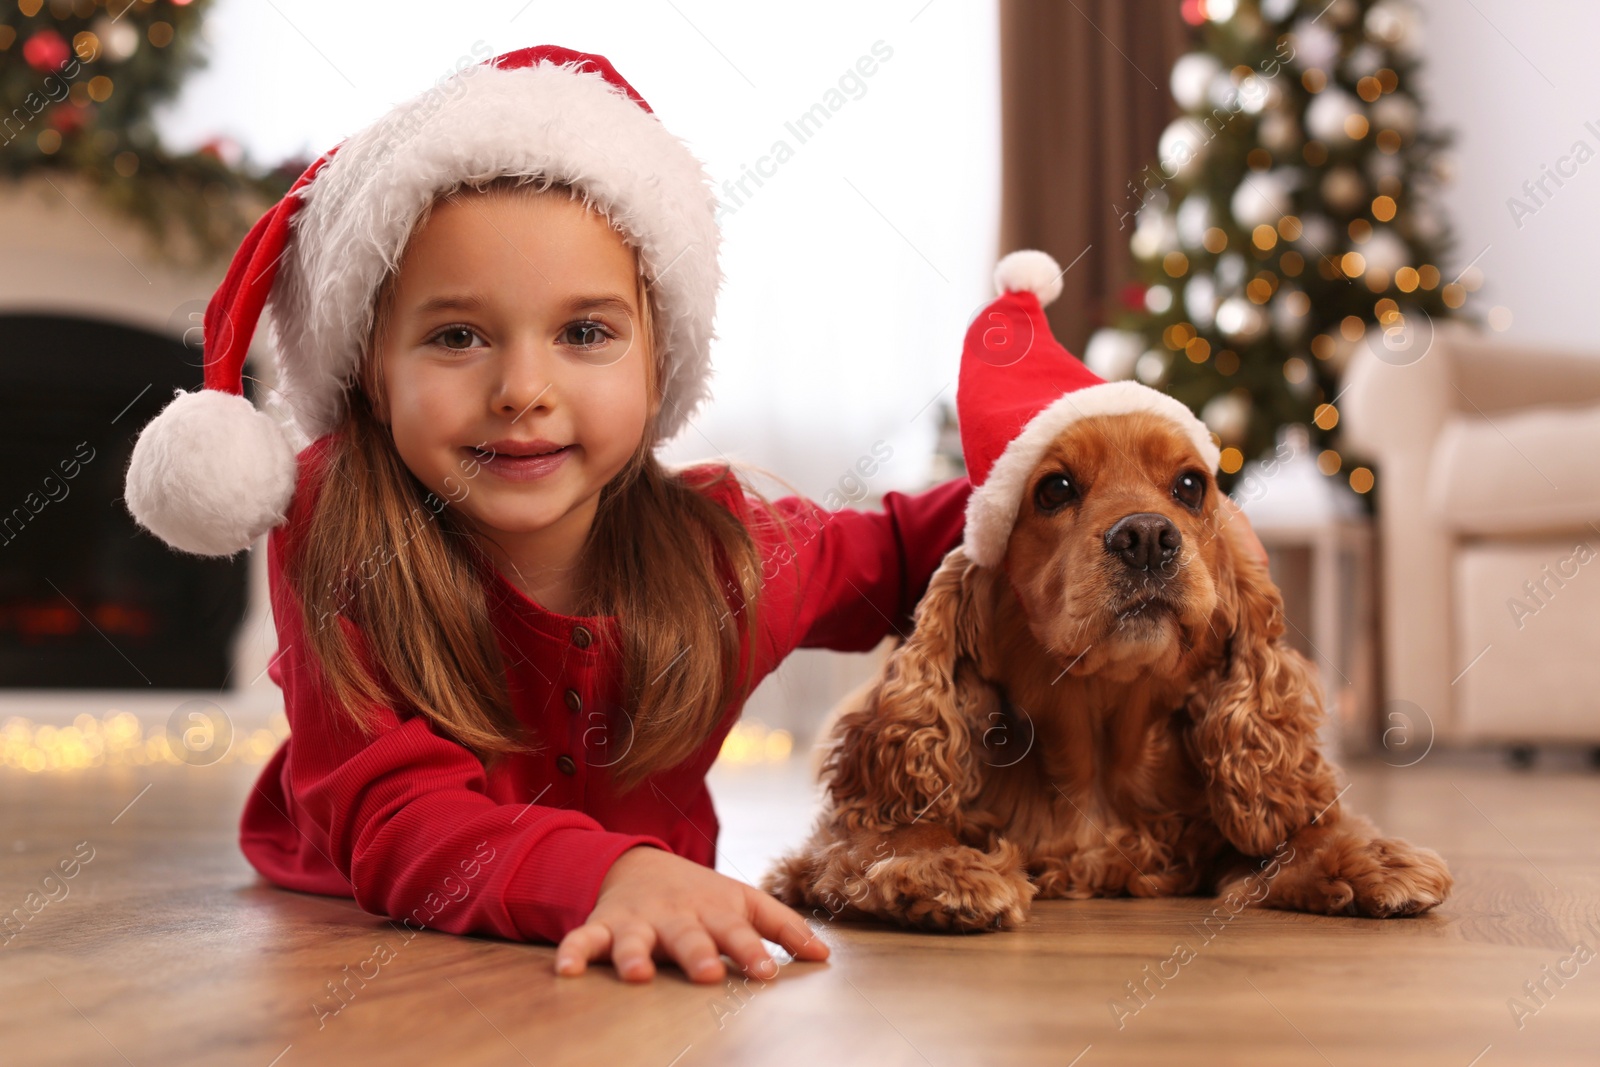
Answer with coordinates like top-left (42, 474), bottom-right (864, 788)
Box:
top-left (1104, 513), bottom-right (1181, 571)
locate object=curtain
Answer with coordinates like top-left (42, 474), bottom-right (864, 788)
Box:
top-left (999, 0), bottom-right (1194, 356)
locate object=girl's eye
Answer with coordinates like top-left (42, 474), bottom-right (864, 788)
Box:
top-left (430, 326), bottom-right (485, 351)
top-left (562, 321), bottom-right (613, 348)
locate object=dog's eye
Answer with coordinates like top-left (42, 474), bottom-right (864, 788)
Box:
top-left (1034, 472), bottom-right (1079, 513)
top-left (1172, 470), bottom-right (1206, 511)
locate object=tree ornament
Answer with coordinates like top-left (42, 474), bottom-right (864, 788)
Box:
top-left (1202, 391), bottom-right (1251, 445)
top-left (22, 29), bottom-right (69, 70)
top-left (91, 15), bottom-right (140, 61)
top-left (1085, 328), bottom-right (1145, 381)
top-left (1367, 1), bottom-right (1421, 54)
top-left (1361, 227), bottom-right (1411, 277)
top-left (1258, 108), bottom-right (1300, 153)
top-left (1176, 192), bottom-right (1214, 249)
top-left (1321, 166), bottom-right (1367, 212)
top-left (1159, 116), bottom-right (1211, 181)
top-left (1131, 206), bottom-right (1180, 260)
top-left (1185, 272), bottom-right (1219, 330)
top-left (1171, 52), bottom-right (1223, 111)
top-left (1231, 169), bottom-right (1293, 229)
top-left (1306, 88), bottom-right (1364, 142)
top-left (1372, 93), bottom-right (1419, 137)
top-left (1290, 18), bottom-right (1340, 71)
top-left (1135, 350), bottom-right (1169, 386)
top-left (1216, 296), bottom-right (1268, 343)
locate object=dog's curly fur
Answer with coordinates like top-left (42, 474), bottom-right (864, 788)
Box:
top-left (763, 412), bottom-right (1451, 931)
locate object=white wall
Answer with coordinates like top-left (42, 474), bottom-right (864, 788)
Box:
top-left (1413, 0), bottom-right (1600, 351)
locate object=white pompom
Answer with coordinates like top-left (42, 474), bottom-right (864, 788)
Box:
top-left (124, 389), bottom-right (299, 557)
top-left (994, 250), bottom-right (1065, 306)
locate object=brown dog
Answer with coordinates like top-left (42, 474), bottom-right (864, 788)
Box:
top-left (763, 410), bottom-right (1451, 931)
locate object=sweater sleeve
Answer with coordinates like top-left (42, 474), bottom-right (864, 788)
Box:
top-left (250, 522), bottom-right (671, 947)
top-left (746, 474), bottom-right (974, 656)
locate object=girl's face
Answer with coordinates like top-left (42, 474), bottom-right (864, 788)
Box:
top-left (372, 188), bottom-right (655, 557)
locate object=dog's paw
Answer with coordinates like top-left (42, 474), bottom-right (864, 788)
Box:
top-left (1268, 832), bottom-right (1452, 918)
top-left (849, 838), bottom-right (1038, 932)
top-left (1342, 837), bottom-right (1452, 918)
top-left (759, 851), bottom-right (814, 908)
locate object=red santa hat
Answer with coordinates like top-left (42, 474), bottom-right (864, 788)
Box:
top-left (124, 45), bottom-right (721, 557)
top-left (959, 250), bottom-right (1221, 569)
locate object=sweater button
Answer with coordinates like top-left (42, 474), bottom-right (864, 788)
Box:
top-left (571, 625), bottom-right (592, 649)
top-left (556, 754), bottom-right (576, 775)
top-left (564, 688), bottom-right (582, 713)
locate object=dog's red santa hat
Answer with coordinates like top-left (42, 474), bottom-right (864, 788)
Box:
top-left (124, 45), bottom-right (721, 557)
top-left (959, 250), bottom-right (1222, 569)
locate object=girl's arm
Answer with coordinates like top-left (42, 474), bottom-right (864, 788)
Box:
top-left (746, 474), bottom-right (973, 657)
top-left (242, 526), bottom-right (674, 948)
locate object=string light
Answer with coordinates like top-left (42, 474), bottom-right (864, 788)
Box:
top-left (717, 719), bottom-right (793, 764)
top-left (2, 711), bottom-right (288, 773)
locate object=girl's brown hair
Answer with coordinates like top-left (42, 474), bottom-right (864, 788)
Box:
top-left (288, 175), bottom-right (803, 791)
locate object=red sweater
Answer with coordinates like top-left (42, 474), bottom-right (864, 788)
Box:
top-left (240, 435), bottom-right (973, 945)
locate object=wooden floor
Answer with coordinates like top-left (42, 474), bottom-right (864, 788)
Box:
top-left (2, 747), bottom-right (1598, 1066)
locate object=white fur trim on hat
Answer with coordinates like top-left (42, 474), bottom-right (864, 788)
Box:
top-left (265, 58), bottom-right (721, 443)
top-left (962, 380), bottom-right (1222, 569)
top-left (994, 249), bottom-right (1065, 306)
top-left (125, 389), bottom-right (299, 557)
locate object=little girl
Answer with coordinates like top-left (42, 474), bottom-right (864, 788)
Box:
top-left (123, 45), bottom-right (972, 985)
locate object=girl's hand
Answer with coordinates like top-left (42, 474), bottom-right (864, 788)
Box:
top-left (555, 846), bottom-right (830, 983)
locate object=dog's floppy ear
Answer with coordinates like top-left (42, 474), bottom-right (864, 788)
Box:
top-left (821, 545), bottom-right (992, 832)
top-left (1188, 512), bottom-right (1340, 856)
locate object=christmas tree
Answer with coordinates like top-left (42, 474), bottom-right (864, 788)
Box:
top-left (1086, 0), bottom-right (1473, 495)
top-left (1, 0), bottom-right (298, 265)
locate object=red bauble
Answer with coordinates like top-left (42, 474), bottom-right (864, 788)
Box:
top-left (23, 30), bottom-right (70, 72)
top-left (1118, 282), bottom-right (1148, 312)
top-left (49, 104), bottom-right (90, 135)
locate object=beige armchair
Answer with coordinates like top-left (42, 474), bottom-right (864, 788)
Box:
top-left (1342, 321), bottom-right (1600, 748)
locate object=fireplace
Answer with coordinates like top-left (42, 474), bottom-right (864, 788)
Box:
top-left (0, 313), bottom-right (250, 688)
